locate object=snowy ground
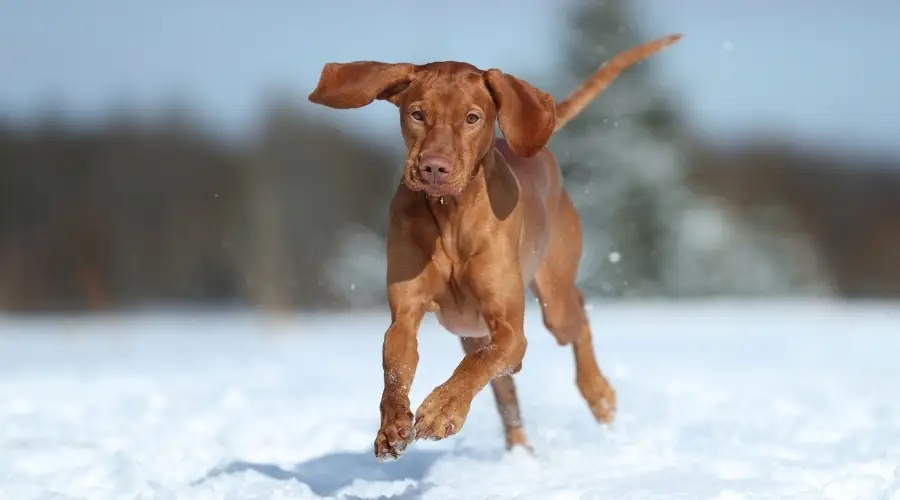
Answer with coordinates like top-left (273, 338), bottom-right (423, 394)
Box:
top-left (2, 300), bottom-right (900, 500)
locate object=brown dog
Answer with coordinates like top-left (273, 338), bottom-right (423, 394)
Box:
top-left (308, 34), bottom-right (682, 461)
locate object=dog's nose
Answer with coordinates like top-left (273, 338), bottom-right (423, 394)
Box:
top-left (418, 154), bottom-right (452, 184)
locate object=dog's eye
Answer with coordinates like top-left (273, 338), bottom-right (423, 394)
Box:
top-left (410, 110), bottom-right (425, 122)
top-left (465, 113), bottom-right (480, 124)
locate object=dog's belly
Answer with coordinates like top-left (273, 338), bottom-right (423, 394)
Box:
top-left (436, 311), bottom-right (490, 338)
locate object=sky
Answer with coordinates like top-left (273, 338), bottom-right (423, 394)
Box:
top-left (1, 0), bottom-right (898, 157)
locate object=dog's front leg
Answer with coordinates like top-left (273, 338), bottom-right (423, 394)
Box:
top-left (374, 235), bottom-right (442, 461)
top-left (374, 303), bottom-right (424, 461)
top-left (414, 252), bottom-right (526, 441)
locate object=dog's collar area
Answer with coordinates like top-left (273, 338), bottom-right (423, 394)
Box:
top-left (423, 193), bottom-right (447, 205)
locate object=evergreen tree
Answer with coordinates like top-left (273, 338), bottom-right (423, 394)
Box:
top-left (550, 0), bottom-right (682, 297)
top-left (550, 0), bottom-right (822, 297)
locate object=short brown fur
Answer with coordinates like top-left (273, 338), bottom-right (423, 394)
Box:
top-left (308, 34), bottom-right (682, 461)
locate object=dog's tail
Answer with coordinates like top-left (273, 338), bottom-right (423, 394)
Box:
top-left (553, 34), bottom-right (683, 133)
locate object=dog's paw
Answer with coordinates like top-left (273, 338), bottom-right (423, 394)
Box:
top-left (504, 426), bottom-right (531, 451)
top-left (374, 403), bottom-right (414, 461)
top-left (413, 384), bottom-right (471, 441)
top-left (578, 374), bottom-right (617, 424)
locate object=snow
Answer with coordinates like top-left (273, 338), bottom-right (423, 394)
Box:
top-left (2, 300), bottom-right (900, 499)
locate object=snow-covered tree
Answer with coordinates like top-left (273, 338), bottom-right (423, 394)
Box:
top-left (550, 0), bottom-right (825, 297)
top-left (548, 0), bottom-right (682, 297)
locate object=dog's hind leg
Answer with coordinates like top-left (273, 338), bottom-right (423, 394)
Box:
top-left (460, 336), bottom-right (529, 450)
top-left (530, 192), bottom-right (617, 423)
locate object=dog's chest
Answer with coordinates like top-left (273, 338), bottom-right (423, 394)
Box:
top-left (426, 243), bottom-right (489, 337)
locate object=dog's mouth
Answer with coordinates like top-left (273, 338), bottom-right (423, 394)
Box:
top-left (422, 178), bottom-right (474, 200)
top-left (418, 176), bottom-right (459, 197)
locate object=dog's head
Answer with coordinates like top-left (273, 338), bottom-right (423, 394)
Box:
top-left (308, 61), bottom-right (555, 197)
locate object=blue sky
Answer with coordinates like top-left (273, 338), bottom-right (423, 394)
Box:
top-left (2, 0), bottom-right (898, 157)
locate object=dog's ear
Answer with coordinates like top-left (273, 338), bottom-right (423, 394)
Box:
top-left (308, 61), bottom-right (416, 109)
top-left (483, 69), bottom-right (556, 158)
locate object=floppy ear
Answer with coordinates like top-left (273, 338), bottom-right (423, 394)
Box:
top-left (483, 69), bottom-right (556, 158)
top-left (308, 61), bottom-right (415, 109)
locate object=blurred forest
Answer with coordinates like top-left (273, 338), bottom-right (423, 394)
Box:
top-left (2, 0), bottom-right (900, 313)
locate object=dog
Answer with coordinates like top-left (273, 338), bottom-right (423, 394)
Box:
top-left (308, 34), bottom-right (682, 460)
